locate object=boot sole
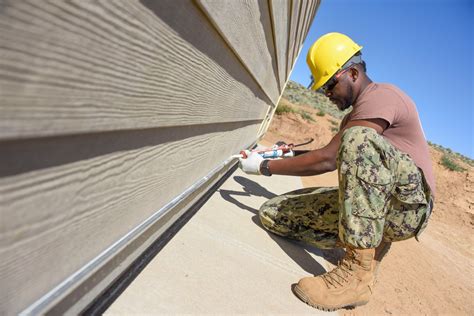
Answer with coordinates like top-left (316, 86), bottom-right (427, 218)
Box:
top-left (292, 284), bottom-right (369, 312)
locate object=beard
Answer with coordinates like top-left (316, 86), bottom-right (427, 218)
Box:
top-left (338, 85), bottom-right (353, 111)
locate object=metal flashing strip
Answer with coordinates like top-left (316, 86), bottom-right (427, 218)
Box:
top-left (20, 145), bottom-right (254, 315)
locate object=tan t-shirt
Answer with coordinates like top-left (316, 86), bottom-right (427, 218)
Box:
top-left (341, 82), bottom-right (436, 196)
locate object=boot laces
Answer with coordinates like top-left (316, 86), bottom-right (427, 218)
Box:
top-left (321, 250), bottom-right (357, 288)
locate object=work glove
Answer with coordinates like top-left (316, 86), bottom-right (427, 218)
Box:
top-left (238, 150), bottom-right (263, 175)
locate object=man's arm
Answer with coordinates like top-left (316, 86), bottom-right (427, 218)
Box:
top-left (265, 118), bottom-right (388, 176)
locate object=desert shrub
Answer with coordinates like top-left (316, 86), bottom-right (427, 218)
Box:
top-left (299, 110), bottom-right (314, 122)
top-left (316, 110), bottom-right (325, 116)
top-left (440, 154), bottom-right (466, 172)
top-left (282, 80), bottom-right (350, 119)
top-left (329, 120), bottom-right (339, 127)
top-left (275, 103), bottom-right (295, 115)
top-left (429, 142), bottom-right (474, 167)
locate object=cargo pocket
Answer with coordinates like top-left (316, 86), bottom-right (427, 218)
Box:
top-left (392, 160), bottom-right (427, 205)
top-left (385, 158), bottom-right (430, 242)
top-left (415, 199), bottom-right (433, 241)
top-left (352, 165), bottom-right (393, 219)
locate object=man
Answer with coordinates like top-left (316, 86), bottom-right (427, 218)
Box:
top-left (239, 32), bottom-right (435, 311)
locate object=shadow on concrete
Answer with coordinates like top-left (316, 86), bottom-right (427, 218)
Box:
top-left (219, 175), bottom-right (345, 276)
top-left (218, 175), bottom-right (277, 215)
top-left (218, 188), bottom-right (259, 215)
top-left (234, 176), bottom-right (277, 199)
top-left (250, 215), bottom-right (326, 276)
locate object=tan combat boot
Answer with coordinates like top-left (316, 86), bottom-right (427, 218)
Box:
top-left (374, 241), bottom-right (391, 281)
top-left (293, 247), bottom-right (375, 311)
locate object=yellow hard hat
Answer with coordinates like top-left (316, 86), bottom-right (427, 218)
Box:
top-left (307, 32), bottom-right (363, 90)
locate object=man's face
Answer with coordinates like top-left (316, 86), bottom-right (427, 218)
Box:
top-left (322, 68), bottom-right (354, 111)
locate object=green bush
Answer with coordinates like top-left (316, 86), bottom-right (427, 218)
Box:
top-left (299, 110), bottom-right (314, 122)
top-left (316, 110), bottom-right (325, 116)
top-left (429, 141), bottom-right (474, 167)
top-left (275, 103), bottom-right (295, 115)
top-left (329, 120), bottom-right (339, 127)
top-left (440, 154), bottom-right (466, 172)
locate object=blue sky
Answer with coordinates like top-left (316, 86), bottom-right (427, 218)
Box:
top-left (289, 0), bottom-right (473, 158)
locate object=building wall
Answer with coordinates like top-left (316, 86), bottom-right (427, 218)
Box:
top-left (0, 0), bottom-right (319, 314)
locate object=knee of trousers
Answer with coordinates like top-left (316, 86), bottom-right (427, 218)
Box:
top-left (337, 126), bottom-right (391, 167)
top-left (338, 126), bottom-right (380, 161)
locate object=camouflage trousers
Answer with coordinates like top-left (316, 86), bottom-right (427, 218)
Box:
top-left (259, 126), bottom-right (433, 249)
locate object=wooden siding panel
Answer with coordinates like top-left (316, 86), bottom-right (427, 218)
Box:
top-left (0, 0), bottom-right (270, 140)
top-left (259, 0), bottom-right (318, 138)
top-left (196, 0), bottom-right (280, 104)
top-left (0, 0), bottom-right (321, 314)
top-left (290, 0), bottom-right (310, 72)
top-left (286, 0), bottom-right (301, 81)
top-left (301, 1), bottom-right (315, 44)
top-left (304, 0), bottom-right (319, 40)
top-left (269, 0), bottom-right (290, 91)
top-left (299, 0), bottom-right (316, 56)
top-left (0, 122), bottom-right (260, 313)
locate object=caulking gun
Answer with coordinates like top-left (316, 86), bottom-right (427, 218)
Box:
top-left (232, 138), bottom-right (314, 159)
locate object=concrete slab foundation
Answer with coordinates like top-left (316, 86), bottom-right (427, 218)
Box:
top-left (106, 168), bottom-right (337, 315)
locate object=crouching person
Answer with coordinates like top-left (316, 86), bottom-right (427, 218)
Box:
top-left (239, 33), bottom-right (435, 311)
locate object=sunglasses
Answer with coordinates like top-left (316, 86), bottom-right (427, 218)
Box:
top-left (320, 67), bottom-right (352, 93)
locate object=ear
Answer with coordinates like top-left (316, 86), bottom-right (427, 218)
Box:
top-left (349, 67), bottom-right (359, 82)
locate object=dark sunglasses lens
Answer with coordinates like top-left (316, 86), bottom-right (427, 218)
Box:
top-left (327, 80), bottom-right (337, 91)
top-left (322, 78), bottom-right (336, 92)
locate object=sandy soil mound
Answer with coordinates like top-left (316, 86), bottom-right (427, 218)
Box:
top-left (261, 98), bottom-right (474, 315)
top-left (262, 99), bottom-right (338, 150)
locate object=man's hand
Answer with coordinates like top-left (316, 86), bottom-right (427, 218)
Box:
top-left (238, 150), bottom-right (264, 175)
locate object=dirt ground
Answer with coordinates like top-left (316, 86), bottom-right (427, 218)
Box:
top-left (261, 99), bottom-right (474, 315)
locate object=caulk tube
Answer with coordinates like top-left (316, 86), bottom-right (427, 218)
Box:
top-left (260, 149), bottom-right (284, 159)
top-left (232, 149), bottom-right (293, 159)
